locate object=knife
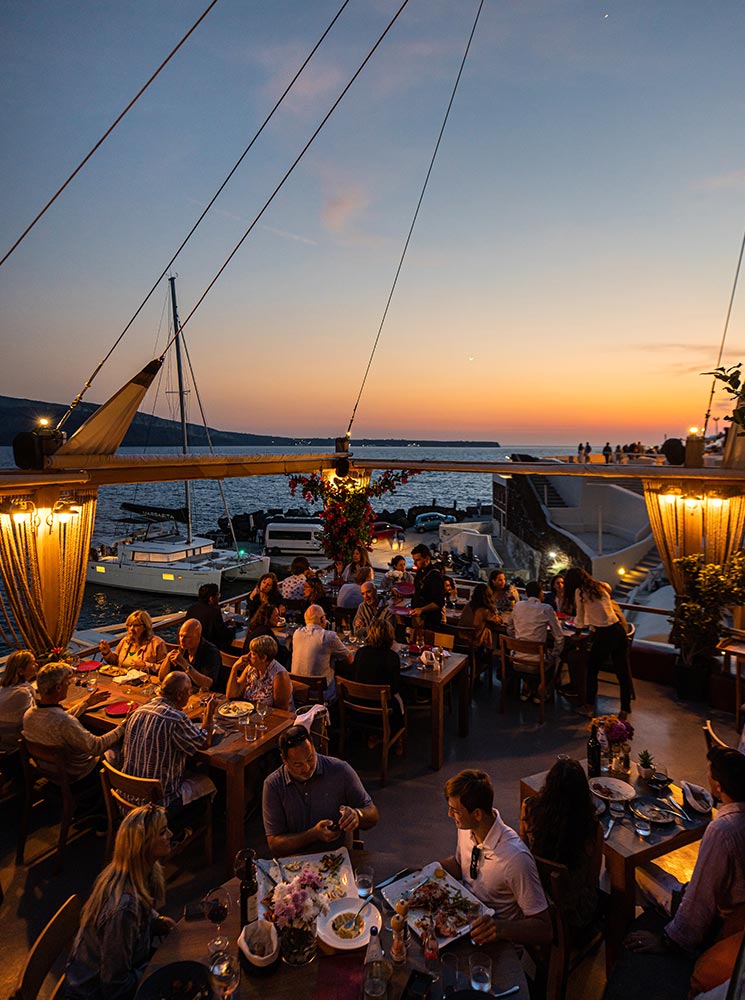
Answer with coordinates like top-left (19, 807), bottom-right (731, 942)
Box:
top-left (604, 819), bottom-right (616, 840)
top-left (375, 868), bottom-right (416, 892)
top-left (256, 859), bottom-right (277, 886)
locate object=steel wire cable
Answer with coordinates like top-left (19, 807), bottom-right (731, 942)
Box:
top-left (702, 223), bottom-right (745, 435)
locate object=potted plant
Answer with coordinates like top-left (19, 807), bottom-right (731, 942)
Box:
top-left (637, 749), bottom-right (654, 780)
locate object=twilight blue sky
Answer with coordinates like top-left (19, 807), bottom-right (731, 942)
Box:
top-left (1, 0), bottom-right (744, 443)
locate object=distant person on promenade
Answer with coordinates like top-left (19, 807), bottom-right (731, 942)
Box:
top-left (614, 444), bottom-right (623, 463)
top-left (577, 443), bottom-right (585, 463)
top-left (585, 441), bottom-right (592, 461)
top-left (185, 583), bottom-right (236, 652)
top-left (603, 442), bottom-right (613, 463)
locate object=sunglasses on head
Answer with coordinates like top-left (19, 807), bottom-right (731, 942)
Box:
top-left (281, 726), bottom-right (311, 753)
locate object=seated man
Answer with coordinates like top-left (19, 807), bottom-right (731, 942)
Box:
top-left (122, 670), bottom-right (217, 822)
top-left (337, 567), bottom-right (372, 613)
top-left (158, 618), bottom-right (221, 692)
top-left (411, 544), bottom-right (446, 631)
top-left (439, 769), bottom-right (551, 948)
top-left (289, 604), bottom-right (352, 701)
top-left (508, 580), bottom-right (565, 703)
top-left (262, 723), bottom-right (379, 857)
top-left (353, 581), bottom-right (392, 633)
top-left (22, 662), bottom-right (124, 791)
top-left (185, 583), bottom-right (236, 652)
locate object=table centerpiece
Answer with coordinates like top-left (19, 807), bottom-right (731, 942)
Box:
top-left (272, 867), bottom-right (328, 966)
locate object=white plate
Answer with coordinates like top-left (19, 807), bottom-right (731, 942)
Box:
top-left (681, 781), bottom-right (713, 813)
top-left (257, 848), bottom-right (356, 919)
top-left (381, 862), bottom-right (486, 949)
top-left (317, 897), bottom-right (382, 951)
top-left (217, 700), bottom-right (254, 718)
top-left (589, 777), bottom-right (636, 802)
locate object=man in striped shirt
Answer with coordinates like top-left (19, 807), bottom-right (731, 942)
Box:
top-left (122, 671), bottom-right (217, 822)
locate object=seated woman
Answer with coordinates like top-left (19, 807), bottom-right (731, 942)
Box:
top-left (241, 604), bottom-right (289, 666)
top-left (303, 575), bottom-right (328, 614)
top-left (459, 583), bottom-right (502, 652)
top-left (245, 572), bottom-right (284, 618)
top-left (443, 576), bottom-right (458, 607)
top-left (99, 610), bottom-right (167, 674)
top-left (226, 634), bottom-right (294, 712)
top-left (349, 618), bottom-right (404, 728)
top-left (544, 572), bottom-right (565, 611)
top-left (342, 545), bottom-right (371, 583)
top-left (520, 757), bottom-right (603, 943)
top-left (0, 650), bottom-right (38, 753)
top-left (64, 804), bottom-right (175, 1000)
top-left (384, 554), bottom-right (414, 591)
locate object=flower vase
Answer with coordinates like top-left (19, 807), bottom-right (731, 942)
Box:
top-left (279, 923), bottom-right (317, 966)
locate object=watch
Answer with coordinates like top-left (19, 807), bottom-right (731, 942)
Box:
top-left (354, 808), bottom-right (363, 823)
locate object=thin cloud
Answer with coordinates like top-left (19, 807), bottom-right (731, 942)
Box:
top-left (252, 44), bottom-right (343, 112)
top-left (260, 224), bottom-right (317, 246)
top-left (691, 169), bottom-right (745, 193)
top-left (322, 183), bottom-right (370, 235)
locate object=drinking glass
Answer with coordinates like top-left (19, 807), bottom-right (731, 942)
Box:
top-left (610, 801), bottom-right (625, 819)
top-left (203, 887), bottom-right (231, 954)
top-left (236, 716), bottom-right (247, 739)
top-left (209, 950), bottom-right (240, 999)
top-left (469, 951), bottom-right (492, 992)
top-left (86, 672), bottom-right (98, 694)
top-left (244, 717), bottom-right (257, 742)
top-left (634, 818), bottom-right (651, 838)
top-left (356, 864), bottom-right (374, 900)
top-left (234, 848), bottom-right (251, 881)
top-left (255, 698), bottom-right (270, 731)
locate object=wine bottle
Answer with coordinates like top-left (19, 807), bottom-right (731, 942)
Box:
top-left (239, 849), bottom-right (258, 928)
top-left (587, 723), bottom-right (601, 778)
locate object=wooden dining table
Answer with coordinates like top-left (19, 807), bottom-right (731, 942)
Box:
top-left (519, 764), bottom-right (711, 973)
top-left (141, 850), bottom-right (530, 1000)
top-left (69, 672), bottom-right (295, 874)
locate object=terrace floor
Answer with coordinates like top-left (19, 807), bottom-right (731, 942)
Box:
top-left (0, 668), bottom-right (737, 1000)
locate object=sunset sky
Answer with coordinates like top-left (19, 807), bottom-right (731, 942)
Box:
top-left (1, 1), bottom-right (744, 445)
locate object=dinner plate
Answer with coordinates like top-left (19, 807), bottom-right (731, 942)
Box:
top-left (681, 780), bottom-right (714, 813)
top-left (381, 862), bottom-right (486, 949)
top-left (217, 700), bottom-right (254, 719)
top-left (629, 796), bottom-right (677, 824)
top-left (135, 960), bottom-right (211, 1000)
top-left (316, 897), bottom-right (382, 951)
top-left (105, 701), bottom-right (132, 717)
top-left (99, 664), bottom-right (128, 677)
top-left (74, 660), bottom-right (100, 672)
top-left (588, 777), bottom-right (636, 802)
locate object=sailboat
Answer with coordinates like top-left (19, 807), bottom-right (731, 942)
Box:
top-left (85, 277), bottom-right (269, 596)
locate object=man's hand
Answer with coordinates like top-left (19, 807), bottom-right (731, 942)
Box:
top-left (469, 914), bottom-right (498, 945)
top-left (85, 690), bottom-right (109, 709)
top-left (203, 694), bottom-right (218, 726)
top-left (312, 819), bottom-right (340, 843)
top-left (338, 805), bottom-right (361, 832)
top-left (625, 930), bottom-right (665, 953)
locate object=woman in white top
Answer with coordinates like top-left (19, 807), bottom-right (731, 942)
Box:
top-left (563, 566), bottom-right (631, 719)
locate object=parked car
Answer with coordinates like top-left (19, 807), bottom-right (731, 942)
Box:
top-left (413, 512), bottom-right (456, 533)
top-left (371, 521), bottom-right (405, 544)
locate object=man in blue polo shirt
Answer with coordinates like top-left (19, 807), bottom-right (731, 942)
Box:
top-left (262, 724), bottom-right (379, 857)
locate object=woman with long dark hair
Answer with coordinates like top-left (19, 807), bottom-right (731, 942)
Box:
top-left (64, 804), bottom-right (174, 1000)
top-left (459, 583), bottom-right (503, 651)
top-left (562, 566), bottom-right (631, 719)
top-left (246, 572), bottom-right (284, 617)
top-left (520, 757), bottom-right (602, 939)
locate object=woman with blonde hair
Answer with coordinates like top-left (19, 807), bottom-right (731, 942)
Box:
top-left (0, 650), bottom-right (38, 752)
top-left (226, 634), bottom-right (294, 712)
top-left (99, 610), bottom-right (167, 673)
top-left (64, 804), bottom-right (175, 1000)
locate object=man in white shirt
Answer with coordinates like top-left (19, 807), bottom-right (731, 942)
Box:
top-left (439, 769), bottom-right (551, 947)
top-left (289, 605), bottom-right (352, 701)
top-left (508, 580), bottom-right (564, 703)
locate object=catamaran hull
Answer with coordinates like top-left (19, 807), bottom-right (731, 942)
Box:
top-left (86, 553), bottom-right (269, 595)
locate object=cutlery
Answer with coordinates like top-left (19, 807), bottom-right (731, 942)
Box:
top-left (604, 819), bottom-right (616, 840)
top-left (659, 793), bottom-right (691, 822)
top-left (492, 987), bottom-right (520, 999)
top-left (256, 860), bottom-right (277, 886)
top-left (375, 867), bottom-right (416, 892)
top-left (272, 857), bottom-right (288, 883)
top-left (342, 898), bottom-right (373, 931)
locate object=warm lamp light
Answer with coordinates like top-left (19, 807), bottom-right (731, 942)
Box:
top-left (617, 567), bottom-right (626, 576)
top-left (38, 417), bottom-right (50, 427)
top-left (688, 426), bottom-right (700, 436)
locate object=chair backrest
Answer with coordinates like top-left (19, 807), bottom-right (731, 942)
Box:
top-left (13, 894), bottom-right (81, 1000)
top-left (703, 719), bottom-right (730, 752)
top-left (533, 857), bottom-right (571, 1000)
top-left (101, 758), bottom-right (163, 810)
top-left (431, 631), bottom-right (455, 651)
top-left (499, 634), bottom-right (546, 668)
top-left (337, 678), bottom-right (391, 716)
top-left (288, 672), bottom-right (327, 704)
top-left (291, 677), bottom-right (311, 707)
top-left (220, 650), bottom-right (239, 668)
top-left (20, 738), bottom-right (71, 786)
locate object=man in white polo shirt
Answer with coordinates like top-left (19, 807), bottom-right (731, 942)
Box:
top-left (439, 769), bottom-right (551, 947)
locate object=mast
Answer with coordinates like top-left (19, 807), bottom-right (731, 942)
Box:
top-left (168, 275), bottom-right (192, 543)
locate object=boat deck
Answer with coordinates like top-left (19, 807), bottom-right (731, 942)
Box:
top-left (0, 670), bottom-right (736, 1000)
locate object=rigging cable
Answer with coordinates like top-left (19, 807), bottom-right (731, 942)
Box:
top-left (345, 0), bottom-right (486, 438)
top-left (55, 0), bottom-right (354, 432)
top-left (159, 0), bottom-right (414, 356)
top-left (702, 222), bottom-right (745, 436)
top-left (1, 0), bottom-right (221, 270)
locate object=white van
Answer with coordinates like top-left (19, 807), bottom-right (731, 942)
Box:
top-left (263, 520), bottom-right (324, 556)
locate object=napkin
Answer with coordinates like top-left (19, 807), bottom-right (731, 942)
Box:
top-left (295, 704), bottom-right (329, 732)
top-left (112, 669), bottom-right (147, 685)
top-left (681, 780), bottom-right (714, 813)
top-left (237, 920), bottom-right (278, 965)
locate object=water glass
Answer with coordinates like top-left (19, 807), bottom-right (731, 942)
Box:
top-left (356, 864), bottom-right (374, 899)
top-left (244, 718), bottom-right (257, 742)
top-left (469, 952), bottom-right (491, 993)
top-left (634, 818), bottom-right (651, 838)
top-left (86, 672), bottom-right (98, 694)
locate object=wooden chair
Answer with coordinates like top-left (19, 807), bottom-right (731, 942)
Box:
top-left (703, 719), bottom-right (731, 752)
top-left (17, 738), bottom-right (93, 874)
top-left (291, 676), bottom-right (311, 707)
top-left (533, 856), bottom-right (604, 1000)
top-left (499, 635), bottom-right (554, 724)
top-left (100, 759), bottom-right (212, 867)
top-left (337, 678), bottom-right (406, 786)
top-left (11, 893), bottom-right (81, 1000)
top-left (288, 672), bottom-right (327, 705)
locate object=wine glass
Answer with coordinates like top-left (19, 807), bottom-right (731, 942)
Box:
top-left (234, 848), bottom-right (252, 882)
top-left (255, 697), bottom-right (270, 731)
top-left (209, 950), bottom-right (240, 999)
top-left (203, 887), bottom-right (231, 954)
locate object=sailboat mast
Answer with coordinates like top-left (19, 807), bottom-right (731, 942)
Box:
top-left (168, 275), bottom-right (192, 544)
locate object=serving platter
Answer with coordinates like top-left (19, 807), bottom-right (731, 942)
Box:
top-left (257, 847), bottom-right (356, 920)
top-left (589, 778), bottom-right (636, 802)
top-left (381, 862), bottom-right (485, 949)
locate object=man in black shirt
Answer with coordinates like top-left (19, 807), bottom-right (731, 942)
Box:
top-left (411, 543), bottom-right (446, 630)
top-left (185, 583), bottom-right (236, 652)
top-left (158, 619), bottom-right (223, 691)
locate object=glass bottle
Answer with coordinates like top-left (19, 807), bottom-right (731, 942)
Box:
top-left (422, 919), bottom-right (440, 981)
top-left (363, 927), bottom-right (392, 998)
top-left (587, 724), bottom-right (601, 778)
top-left (234, 848), bottom-right (258, 928)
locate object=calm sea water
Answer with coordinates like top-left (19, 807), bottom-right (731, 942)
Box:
top-left (0, 443), bottom-right (569, 640)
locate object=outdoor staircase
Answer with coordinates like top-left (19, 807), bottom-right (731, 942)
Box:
top-left (612, 549), bottom-right (663, 600)
top-left (529, 475), bottom-right (567, 508)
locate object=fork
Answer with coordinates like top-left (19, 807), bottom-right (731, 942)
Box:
top-left (342, 898), bottom-right (373, 931)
